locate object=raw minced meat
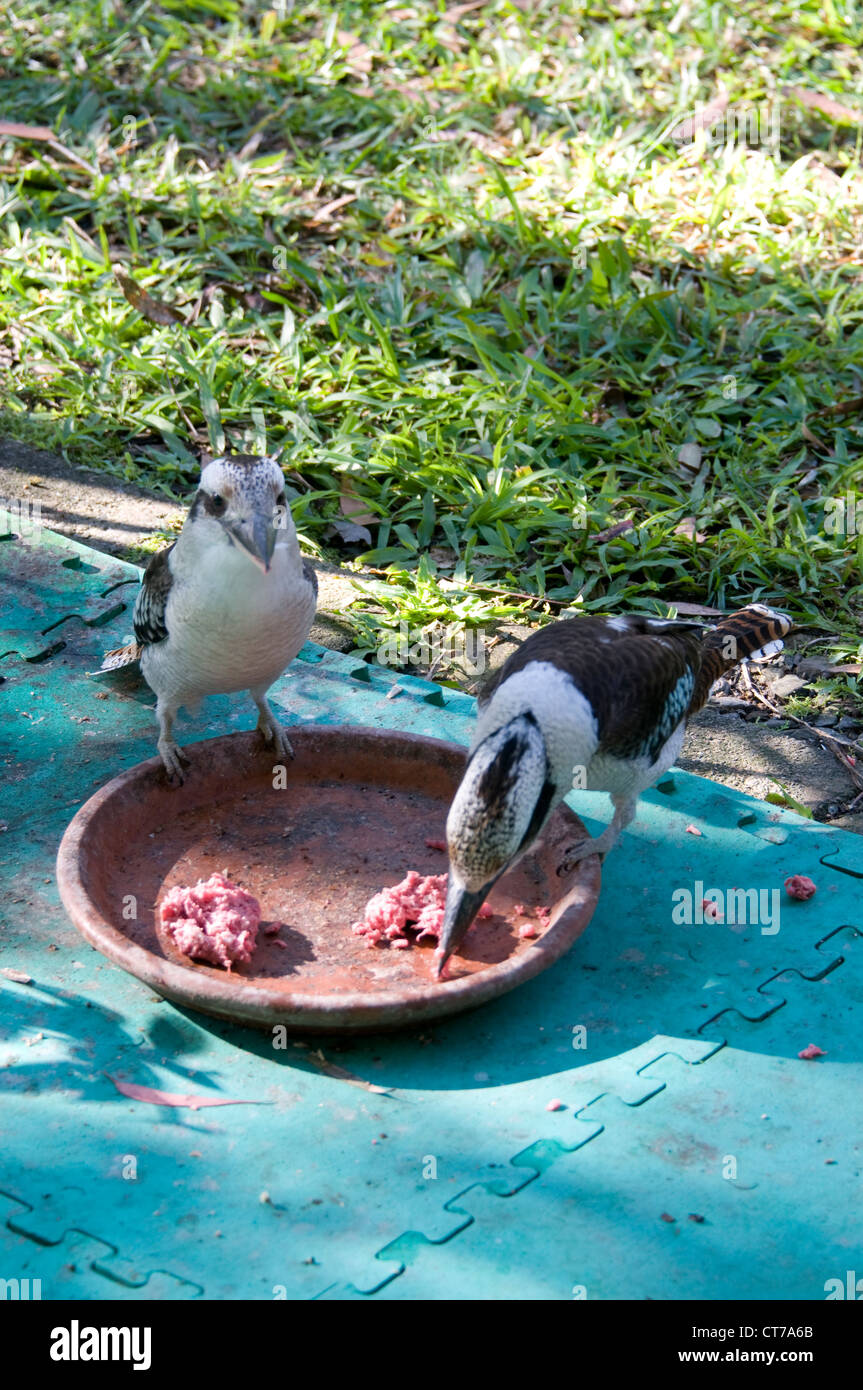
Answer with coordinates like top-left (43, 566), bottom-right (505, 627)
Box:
top-left (159, 872), bottom-right (262, 970)
top-left (352, 871), bottom-right (446, 948)
top-left (351, 870), bottom-right (492, 950)
top-left (785, 874), bottom-right (817, 900)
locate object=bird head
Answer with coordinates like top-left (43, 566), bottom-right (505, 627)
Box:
top-left (435, 712), bottom-right (556, 979)
top-left (192, 455), bottom-right (289, 573)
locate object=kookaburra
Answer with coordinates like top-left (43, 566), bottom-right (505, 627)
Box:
top-left (123, 454), bottom-right (317, 780)
top-left (435, 603), bottom-right (792, 978)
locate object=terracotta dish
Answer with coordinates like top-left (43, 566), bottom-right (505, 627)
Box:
top-left (56, 727), bottom-right (601, 1033)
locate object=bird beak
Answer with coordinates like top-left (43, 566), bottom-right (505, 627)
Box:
top-left (225, 510), bottom-right (277, 573)
top-left (433, 873), bottom-right (492, 980)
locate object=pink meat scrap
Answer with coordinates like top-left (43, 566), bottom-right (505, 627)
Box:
top-left (515, 903), bottom-right (552, 938)
top-left (159, 872), bottom-right (262, 970)
top-left (785, 875), bottom-right (817, 901)
top-left (352, 870), bottom-right (492, 950)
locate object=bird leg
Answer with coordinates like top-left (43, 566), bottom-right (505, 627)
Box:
top-left (156, 701), bottom-right (190, 784)
top-left (557, 793), bottom-right (638, 875)
top-left (251, 690), bottom-right (294, 761)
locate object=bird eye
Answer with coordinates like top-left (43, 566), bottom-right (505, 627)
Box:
top-left (210, 494), bottom-right (226, 513)
top-left (276, 491), bottom-right (286, 507)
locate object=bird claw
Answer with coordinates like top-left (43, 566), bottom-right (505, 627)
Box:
top-left (557, 839), bottom-right (602, 876)
top-left (270, 728), bottom-right (295, 761)
top-left (257, 715), bottom-right (294, 761)
top-left (159, 740), bottom-right (190, 785)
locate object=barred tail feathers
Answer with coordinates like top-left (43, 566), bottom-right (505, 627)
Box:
top-left (690, 604), bottom-right (792, 713)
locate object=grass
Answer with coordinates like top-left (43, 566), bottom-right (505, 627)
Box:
top-left (1, 0), bottom-right (862, 701)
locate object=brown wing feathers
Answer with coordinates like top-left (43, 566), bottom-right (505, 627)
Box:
top-left (481, 615), bottom-right (704, 763)
top-left (483, 605), bottom-right (791, 762)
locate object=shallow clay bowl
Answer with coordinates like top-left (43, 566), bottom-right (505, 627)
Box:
top-left (56, 727), bottom-right (601, 1033)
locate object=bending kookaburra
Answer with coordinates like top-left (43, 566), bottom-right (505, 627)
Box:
top-left (130, 454), bottom-right (317, 780)
top-left (435, 603), bottom-right (792, 978)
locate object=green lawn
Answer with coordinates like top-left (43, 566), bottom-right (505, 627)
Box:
top-left (1, 0), bottom-right (861, 702)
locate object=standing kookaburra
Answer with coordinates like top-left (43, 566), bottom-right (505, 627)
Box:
top-left (435, 603), bottom-right (792, 977)
top-left (126, 454), bottom-right (317, 780)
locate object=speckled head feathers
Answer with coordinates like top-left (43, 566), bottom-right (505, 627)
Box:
top-left (196, 455), bottom-right (284, 514)
top-left (446, 712), bottom-right (554, 891)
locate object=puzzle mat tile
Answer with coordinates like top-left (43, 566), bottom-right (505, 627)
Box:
top-left (702, 925), bottom-right (863, 1056)
top-left (2, 897), bottom-right (718, 1301)
top-left (330, 935), bottom-right (863, 1298)
top-left (2, 528), bottom-right (862, 1298)
top-left (0, 819), bottom-right (716, 1298)
top-left (0, 519), bottom-right (138, 661)
top-left (0, 1193), bottom-right (200, 1300)
top-left (3, 819), bottom-right (858, 1301)
top-left (365, 1045), bottom-right (863, 1301)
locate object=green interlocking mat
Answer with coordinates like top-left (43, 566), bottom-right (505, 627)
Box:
top-left (2, 516), bottom-right (861, 1301)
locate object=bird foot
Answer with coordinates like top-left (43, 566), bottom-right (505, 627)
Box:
top-left (557, 832), bottom-right (613, 876)
top-left (257, 713), bottom-right (294, 761)
top-left (159, 739), bottom-right (191, 785)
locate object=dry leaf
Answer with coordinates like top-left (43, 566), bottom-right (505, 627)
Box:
top-left (670, 91), bottom-right (729, 142)
top-left (784, 86), bottom-right (863, 125)
top-left (335, 31), bottom-right (373, 74)
top-left (0, 120), bottom-right (55, 141)
top-left (304, 193), bottom-right (357, 227)
top-left (339, 476), bottom-right (377, 527)
top-left (674, 517), bottom-right (707, 542)
top-left (592, 518), bottom-right (635, 545)
top-left (296, 1045), bottom-right (392, 1095)
top-left (115, 270), bottom-right (186, 327)
top-left (1, 967), bottom-right (32, 984)
top-left (815, 394), bottom-right (863, 420)
top-left (383, 199), bottom-right (405, 229)
top-left (329, 518), bottom-right (372, 545)
top-left (667, 601), bottom-right (724, 617)
top-left (801, 421), bottom-right (828, 450)
top-left (796, 656), bottom-right (861, 677)
top-left (0, 121), bottom-right (99, 176)
top-left (106, 1074), bottom-right (268, 1110)
top-left (442, 0), bottom-right (487, 20)
top-left (677, 442), bottom-right (703, 470)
